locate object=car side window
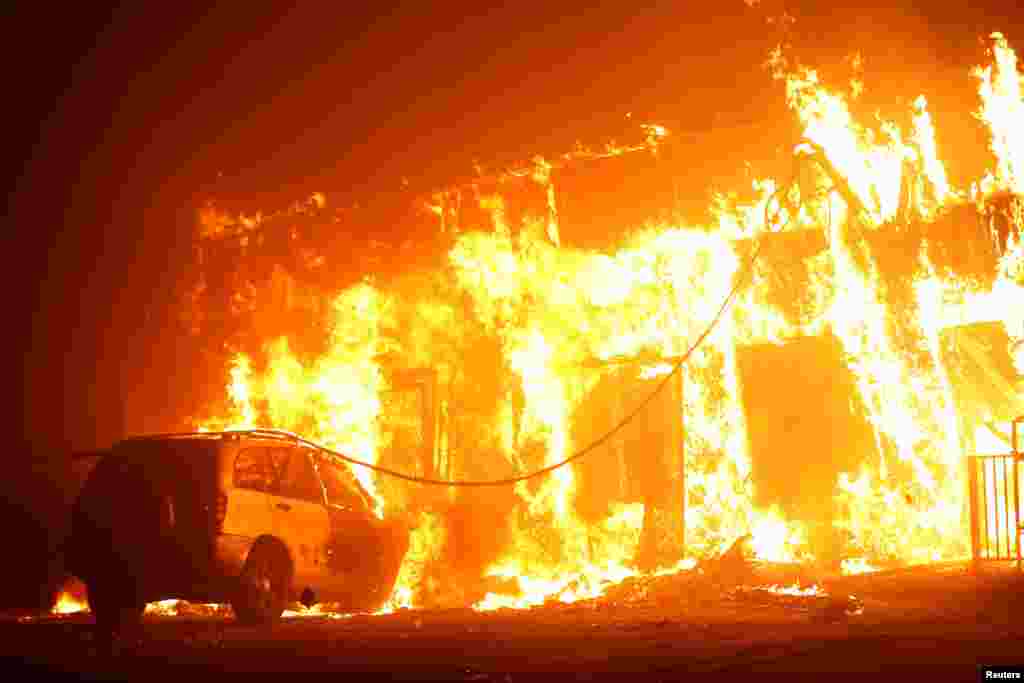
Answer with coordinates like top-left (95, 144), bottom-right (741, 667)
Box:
top-left (234, 448), bottom-right (271, 491)
top-left (276, 448), bottom-right (324, 503)
top-left (266, 447), bottom-right (290, 492)
top-left (319, 460), bottom-right (368, 512)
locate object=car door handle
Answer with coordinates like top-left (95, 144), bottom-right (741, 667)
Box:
top-left (276, 502), bottom-right (292, 512)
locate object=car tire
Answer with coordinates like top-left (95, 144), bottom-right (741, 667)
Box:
top-left (232, 541), bottom-right (289, 625)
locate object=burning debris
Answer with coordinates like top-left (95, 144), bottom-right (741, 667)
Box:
top-left (143, 601), bottom-right (231, 618)
top-left (171, 31), bottom-right (1024, 616)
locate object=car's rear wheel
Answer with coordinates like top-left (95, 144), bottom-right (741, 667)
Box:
top-left (232, 541), bottom-right (289, 625)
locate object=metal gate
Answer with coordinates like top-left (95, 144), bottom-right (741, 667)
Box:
top-left (967, 417), bottom-right (1023, 572)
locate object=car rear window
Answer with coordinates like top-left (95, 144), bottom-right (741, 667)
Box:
top-left (110, 438), bottom-right (219, 489)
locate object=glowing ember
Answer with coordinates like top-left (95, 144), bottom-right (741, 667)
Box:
top-left (144, 599), bottom-right (182, 616)
top-left (840, 557), bottom-right (878, 575)
top-left (761, 583), bottom-right (825, 597)
top-left (652, 558), bottom-right (699, 577)
top-left (144, 600), bottom-right (229, 617)
top-left (282, 604), bottom-right (352, 619)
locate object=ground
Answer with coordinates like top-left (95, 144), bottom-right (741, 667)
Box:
top-left (2, 562), bottom-right (1021, 681)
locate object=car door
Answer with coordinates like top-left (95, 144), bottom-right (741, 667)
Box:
top-left (225, 446), bottom-right (277, 540)
top-left (267, 445), bottom-right (332, 592)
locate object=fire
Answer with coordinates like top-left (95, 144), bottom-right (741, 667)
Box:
top-left (911, 95), bottom-right (953, 210)
top-left (474, 502), bottom-right (644, 611)
top-left (51, 591), bottom-right (89, 616)
top-left (748, 508), bottom-right (811, 564)
top-left (50, 579), bottom-right (233, 619)
top-left (227, 354), bottom-right (256, 428)
top-left (200, 285), bottom-right (391, 517)
top-left (974, 33), bottom-right (1024, 195)
top-left (282, 604), bottom-right (352, 619)
top-left (143, 599), bottom-right (180, 616)
top-left (191, 32), bottom-right (1024, 612)
top-left (382, 511), bottom-right (447, 611)
top-left (143, 600), bottom-right (229, 617)
top-left (840, 557), bottom-right (877, 575)
top-left (762, 583), bottom-right (824, 597)
top-left (507, 328), bottom-right (573, 522)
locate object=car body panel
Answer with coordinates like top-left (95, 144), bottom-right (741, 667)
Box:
top-left (274, 494), bottom-right (331, 590)
top-left (322, 505), bottom-right (410, 608)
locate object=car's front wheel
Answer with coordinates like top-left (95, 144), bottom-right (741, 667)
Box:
top-left (232, 541), bottom-right (290, 625)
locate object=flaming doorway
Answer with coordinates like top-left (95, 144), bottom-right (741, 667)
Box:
top-left (738, 332), bottom-right (878, 566)
top-left (571, 361), bottom-right (685, 571)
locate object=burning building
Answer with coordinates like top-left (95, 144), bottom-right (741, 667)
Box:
top-left (154, 33), bottom-right (1022, 612)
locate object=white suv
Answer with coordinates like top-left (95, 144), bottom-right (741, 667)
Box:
top-left (64, 430), bottom-right (409, 632)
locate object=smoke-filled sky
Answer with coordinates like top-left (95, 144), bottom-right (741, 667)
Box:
top-left (7, 1), bottom-right (1023, 505)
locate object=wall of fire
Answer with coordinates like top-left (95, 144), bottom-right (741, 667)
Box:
top-left (173, 141), bottom-right (1024, 571)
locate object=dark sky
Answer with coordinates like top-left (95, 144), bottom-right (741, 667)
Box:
top-left (7, 2), bottom-right (1023, 510)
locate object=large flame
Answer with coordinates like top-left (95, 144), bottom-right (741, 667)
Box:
top-left (200, 285), bottom-right (390, 517)
top-left (191, 32), bottom-right (1024, 612)
top-left (974, 33), bottom-right (1024, 195)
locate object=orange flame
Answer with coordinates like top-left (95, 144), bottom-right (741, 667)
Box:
top-left (974, 33), bottom-right (1024, 195)
top-left (51, 591), bottom-right (89, 616)
top-left (194, 33), bottom-right (1024, 611)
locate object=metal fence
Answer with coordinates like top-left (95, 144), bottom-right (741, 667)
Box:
top-left (967, 417), bottom-right (1023, 572)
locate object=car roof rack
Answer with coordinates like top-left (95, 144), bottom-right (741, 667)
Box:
top-left (236, 428), bottom-right (302, 440)
top-left (120, 429), bottom-right (302, 443)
